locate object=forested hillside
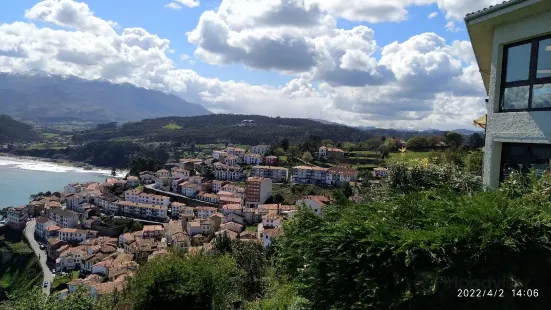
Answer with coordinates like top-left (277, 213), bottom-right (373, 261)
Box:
top-left (73, 114), bottom-right (441, 145)
top-left (0, 115), bottom-right (38, 143)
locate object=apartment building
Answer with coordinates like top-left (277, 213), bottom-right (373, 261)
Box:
top-left (117, 201), bottom-right (168, 221)
top-left (212, 180), bottom-right (229, 193)
top-left (213, 164), bottom-right (245, 181)
top-left (326, 164), bottom-right (359, 185)
top-left (251, 145), bottom-right (270, 155)
top-left (196, 206), bottom-right (218, 219)
top-left (7, 206), bottom-right (28, 230)
top-left (465, 0), bottom-right (551, 187)
top-left (243, 153), bottom-right (263, 165)
top-left (124, 190), bottom-right (171, 206)
top-left (48, 209), bottom-right (79, 228)
top-left (58, 228), bottom-right (98, 243)
top-left (245, 177), bottom-right (273, 208)
top-left (251, 166), bottom-right (289, 182)
top-left (292, 166), bottom-right (329, 185)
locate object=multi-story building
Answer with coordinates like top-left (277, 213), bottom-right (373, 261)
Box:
top-left (188, 176), bottom-right (206, 185)
top-left (465, 0), bottom-right (551, 187)
top-left (250, 166), bottom-right (289, 182)
top-left (124, 190), bottom-right (171, 206)
top-left (326, 164), bottom-right (359, 185)
top-left (156, 169), bottom-right (170, 178)
top-left (212, 180), bottom-right (229, 193)
top-left (225, 147), bottom-right (246, 157)
top-left (196, 206), bottom-right (218, 219)
top-left (141, 225), bottom-right (165, 239)
top-left (318, 146), bottom-right (345, 160)
top-left (171, 168), bottom-right (191, 180)
top-left (95, 194), bottom-right (119, 210)
top-left (243, 153), bottom-right (263, 165)
top-left (224, 155), bottom-right (241, 166)
top-left (117, 201), bottom-right (168, 221)
top-left (213, 164), bottom-right (245, 181)
top-left (64, 183), bottom-right (83, 194)
top-left (154, 177), bottom-right (172, 191)
top-left (221, 184), bottom-right (246, 198)
top-left (35, 216), bottom-right (57, 240)
top-left (196, 192), bottom-right (219, 204)
top-left (251, 145), bottom-right (270, 155)
top-left (212, 150), bottom-right (229, 160)
top-left (7, 206), bottom-right (28, 230)
top-left (245, 177), bottom-right (272, 208)
top-left (179, 182), bottom-right (198, 197)
top-left (48, 209), bottom-right (79, 228)
top-left (292, 166), bottom-right (329, 185)
top-left (58, 228), bottom-right (98, 243)
top-left (126, 176), bottom-right (139, 188)
top-left (139, 171), bottom-right (155, 185)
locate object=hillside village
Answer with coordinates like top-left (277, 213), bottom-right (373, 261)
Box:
top-left (5, 143), bottom-right (389, 299)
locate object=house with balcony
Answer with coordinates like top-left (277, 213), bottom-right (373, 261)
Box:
top-left (7, 206), bottom-right (28, 230)
top-left (466, 0), bottom-right (551, 187)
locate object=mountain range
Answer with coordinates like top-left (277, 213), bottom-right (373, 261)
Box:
top-left (0, 71), bottom-right (211, 124)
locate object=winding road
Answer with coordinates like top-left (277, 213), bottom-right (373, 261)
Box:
top-left (24, 219), bottom-right (53, 295)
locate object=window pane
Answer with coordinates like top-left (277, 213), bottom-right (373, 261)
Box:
top-left (506, 43), bottom-right (532, 82)
top-left (502, 86), bottom-right (530, 110)
top-left (537, 38), bottom-right (551, 78)
top-left (532, 83), bottom-right (551, 108)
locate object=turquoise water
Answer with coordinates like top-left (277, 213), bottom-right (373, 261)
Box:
top-left (0, 156), bottom-right (117, 208)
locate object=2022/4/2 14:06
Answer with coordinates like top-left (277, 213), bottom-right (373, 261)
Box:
top-left (457, 289), bottom-right (539, 298)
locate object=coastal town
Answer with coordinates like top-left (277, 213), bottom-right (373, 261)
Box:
top-left (4, 143), bottom-right (389, 299)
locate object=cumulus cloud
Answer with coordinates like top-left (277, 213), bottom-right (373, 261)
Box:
top-left (428, 12), bottom-right (438, 19)
top-left (165, 2), bottom-right (182, 10)
top-left (0, 0), bottom-right (489, 130)
top-left (445, 21), bottom-right (462, 32)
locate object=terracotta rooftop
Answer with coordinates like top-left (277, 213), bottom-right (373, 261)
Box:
top-left (223, 204), bottom-right (242, 210)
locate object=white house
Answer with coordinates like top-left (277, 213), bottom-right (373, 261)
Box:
top-left (243, 153), bottom-right (263, 165)
top-left (179, 182), bottom-right (198, 197)
top-left (58, 228), bottom-right (98, 243)
top-left (326, 165), bottom-right (359, 185)
top-left (296, 196), bottom-right (333, 216)
top-left (64, 183), bottom-right (82, 194)
top-left (225, 155), bottom-right (241, 166)
top-left (262, 213), bottom-right (283, 228)
top-left (35, 216), bottom-right (57, 240)
top-left (48, 209), bottom-right (79, 228)
top-left (251, 145), bottom-right (269, 155)
top-left (465, 0), bottom-right (551, 187)
top-left (126, 176), bottom-right (139, 188)
top-left (196, 206), bottom-right (218, 219)
top-left (7, 206), bottom-right (28, 230)
top-left (157, 169), bottom-right (170, 178)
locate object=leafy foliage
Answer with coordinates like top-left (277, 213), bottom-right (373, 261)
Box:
top-left (445, 131), bottom-right (464, 148)
top-left (0, 115), bottom-right (37, 143)
top-left (406, 136), bottom-right (428, 150)
top-left (275, 189), bottom-right (551, 309)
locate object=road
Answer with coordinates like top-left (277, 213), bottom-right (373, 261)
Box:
top-left (24, 219), bottom-right (53, 295)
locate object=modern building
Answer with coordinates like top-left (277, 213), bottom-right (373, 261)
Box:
top-left (292, 166), bottom-right (329, 184)
top-left (326, 164), bottom-right (359, 185)
top-left (250, 166), bottom-right (289, 182)
top-left (466, 0), bottom-right (551, 187)
top-left (245, 177), bottom-right (272, 208)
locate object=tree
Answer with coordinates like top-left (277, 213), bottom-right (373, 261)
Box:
top-left (427, 135), bottom-right (445, 147)
top-left (321, 139), bottom-right (334, 147)
top-left (445, 131), bottom-right (464, 148)
top-left (288, 145), bottom-right (301, 158)
top-left (383, 138), bottom-right (400, 151)
top-left (468, 133), bottom-right (485, 149)
top-left (342, 182), bottom-right (354, 198)
top-left (273, 147), bottom-right (286, 156)
top-left (365, 137), bottom-right (383, 151)
top-left (406, 136), bottom-right (428, 150)
top-left (280, 138), bottom-right (290, 151)
top-left (302, 151), bottom-right (313, 162)
top-left (377, 145), bottom-right (390, 159)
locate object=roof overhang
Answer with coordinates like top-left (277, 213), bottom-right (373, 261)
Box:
top-left (464, 0), bottom-right (550, 95)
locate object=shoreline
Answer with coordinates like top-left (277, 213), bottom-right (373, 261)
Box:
top-left (0, 153), bottom-right (127, 175)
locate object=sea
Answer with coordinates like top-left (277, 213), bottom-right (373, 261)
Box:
top-left (0, 156), bottom-right (125, 209)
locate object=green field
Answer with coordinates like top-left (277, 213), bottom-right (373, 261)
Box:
top-left (386, 151), bottom-right (430, 163)
top-left (163, 123), bottom-right (183, 130)
top-left (42, 132), bottom-right (61, 139)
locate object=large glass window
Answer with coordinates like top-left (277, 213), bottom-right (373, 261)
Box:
top-left (501, 143), bottom-right (551, 181)
top-left (501, 35), bottom-right (551, 111)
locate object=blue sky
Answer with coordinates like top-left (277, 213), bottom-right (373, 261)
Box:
top-left (0, 0), bottom-right (501, 129)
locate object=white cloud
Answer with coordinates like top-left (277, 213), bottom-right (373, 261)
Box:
top-left (0, 0), bottom-right (488, 130)
top-left (428, 12), bottom-right (438, 19)
top-left (165, 2), bottom-right (182, 10)
top-left (174, 0), bottom-right (200, 8)
top-left (445, 21), bottom-right (462, 33)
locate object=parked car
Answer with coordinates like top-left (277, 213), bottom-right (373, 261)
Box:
top-left (39, 245), bottom-right (46, 250)
top-left (43, 281), bottom-right (48, 288)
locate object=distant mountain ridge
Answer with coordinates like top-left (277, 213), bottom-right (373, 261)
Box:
top-left (0, 71), bottom-right (211, 124)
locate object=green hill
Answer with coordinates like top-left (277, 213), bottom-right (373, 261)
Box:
top-left (0, 115), bottom-right (38, 143)
top-left (73, 114), bottom-right (374, 145)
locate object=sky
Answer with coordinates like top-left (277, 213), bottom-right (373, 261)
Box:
top-left (0, 0), bottom-right (503, 129)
